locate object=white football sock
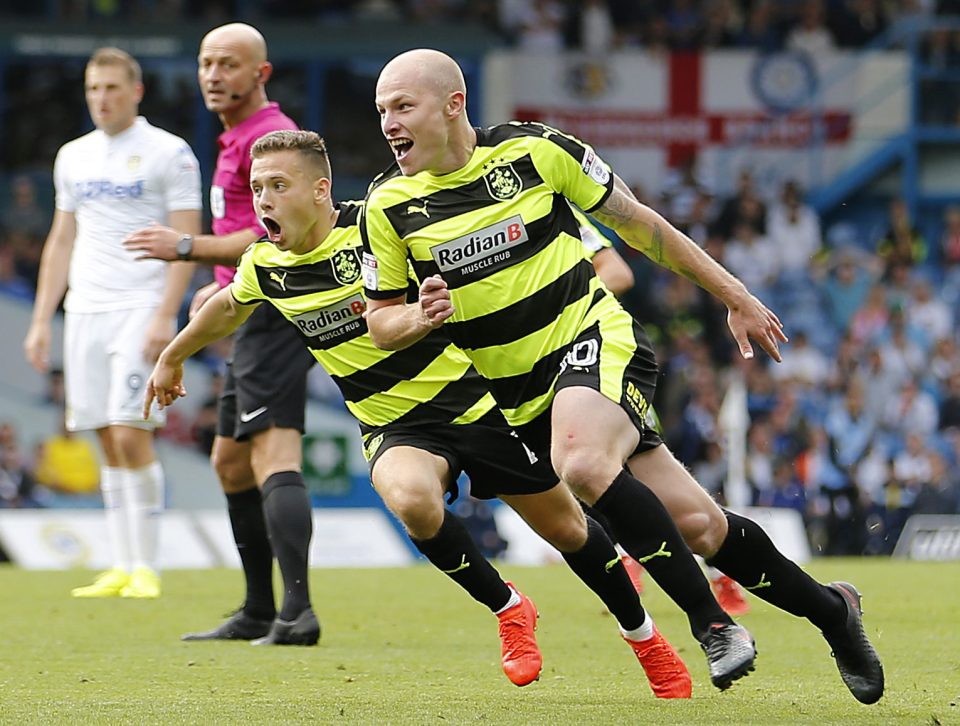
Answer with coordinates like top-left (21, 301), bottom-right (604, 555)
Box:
top-left (100, 466), bottom-right (131, 572)
top-left (124, 461), bottom-right (164, 571)
top-left (620, 612), bottom-right (655, 642)
top-left (494, 585), bottom-right (522, 615)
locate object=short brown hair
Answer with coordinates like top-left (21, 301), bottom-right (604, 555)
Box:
top-left (87, 47), bottom-right (142, 84)
top-left (250, 130), bottom-right (331, 179)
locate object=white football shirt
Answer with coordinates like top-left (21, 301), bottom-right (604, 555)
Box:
top-left (53, 116), bottom-right (201, 313)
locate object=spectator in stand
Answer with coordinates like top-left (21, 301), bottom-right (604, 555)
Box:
top-left (938, 205), bottom-right (960, 307)
top-left (876, 198), bottom-right (928, 275)
top-left (832, 0), bottom-right (889, 48)
top-left (929, 336), bottom-right (959, 390)
top-left (878, 307), bottom-right (927, 382)
top-left (906, 275), bottom-right (952, 346)
top-left (882, 378), bottom-right (939, 440)
top-left (767, 180), bottom-right (822, 284)
top-left (0, 244), bottom-right (33, 301)
top-left (821, 247), bottom-right (877, 334)
top-left (683, 191), bottom-right (716, 247)
top-left (722, 220), bottom-right (780, 299)
top-left (857, 346), bottom-right (902, 421)
top-left (891, 431), bottom-right (933, 519)
top-left (33, 419), bottom-right (100, 496)
top-left (786, 0), bottom-right (837, 55)
top-left (805, 424), bottom-right (863, 555)
top-left (737, 0), bottom-right (782, 51)
top-left (849, 283), bottom-right (889, 345)
top-left (746, 420), bottom-right (776, 504)
top-left (578, 0), bottom-right (614, 54)
top-left (1, 175), bottom-right (49, 286)
top-left (664, 0), bottom-right (705, 49)
top-left (700, 0), bottom-right (741, 48)
top-left (824, 379), bottom-right (877, 479)
top-left (884, 261), bottom-right (915, 312)
top-left (855, 442), bottom-right (893, 554)
top-left (45, 366), bottom-right (66, 406)
top-left (0, 435), bottom-right (41, 508)
top-left (919, 27), bottom-right (960, 125)
top-left (759, 457), bottom-right (806, 515)
top-left (913, 450), bottom-right (960, 515)
top-left (2, 175), bottom-right (50, 241)
top-left (509, 0), bottom-right (567, 51)
top-left (659, 152), bottom-right (710, 231)
top-left (770, 330), bottom-right (830, 390)
top-left (938, 368), bottom-right (960, 431)
top-left (826, 332), bottom-right (863, 396)
top-left (692, 439), bottom-right (727, 501)
top-left (714, 168), bottom-right (766, 239)
top-left (744, 358), bottom-right (778, 419)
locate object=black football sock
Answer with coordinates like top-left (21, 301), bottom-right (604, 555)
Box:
top-left (707, 510), bottom-right (845, 631)
top-left (561, 515), bottom-right (645, 631)
top-left (261, 471), bottom-right (314, 621)
top-left (594, 469), bottom-right (732, 639)
top-left (225, 487), bottom-right (276, 620)
top-left (411, 510), bottom-right (513, 613)
top-left (579, 501), bottom-right (619, 544)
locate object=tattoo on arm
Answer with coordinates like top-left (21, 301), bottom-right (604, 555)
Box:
top-left (595, 190), bottom-right (634, 227)
top-left (651, 223), bottom-right (664, 264)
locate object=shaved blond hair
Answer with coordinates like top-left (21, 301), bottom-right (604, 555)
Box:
top-left (200, 22), bottom-right (267, 63)
top-left (378, 48), bottom-right (465, 100)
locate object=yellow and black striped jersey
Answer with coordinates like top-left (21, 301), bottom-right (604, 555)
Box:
top-left (362, 121), bottom-right (621, 426)
top-left (230, 201), bottom-right (494, 436)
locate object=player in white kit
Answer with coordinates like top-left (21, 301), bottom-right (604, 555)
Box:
top-left (23, 47), bottom-right (201, 598)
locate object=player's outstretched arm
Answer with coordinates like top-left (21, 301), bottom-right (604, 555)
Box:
top-left (123, 224), bottom-right (259, 267)
top-left (144, 286), bottom-right (257, 417)
top-left (23, 210), bottom-right (76, 373)
top-left (365, 275), bottom-right (454, 351)
top-left (142, 209), bottom-right (201, 363)
top-left (592, 175), bottom-right (787, 362)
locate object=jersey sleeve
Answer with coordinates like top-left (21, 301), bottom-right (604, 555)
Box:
top-left (230, 244), bottom-right (265, 305)
top-left (162, 140), bottom-right (202, 212)
top-left (359, 196), bottom-right (409, 300)
top-left (528, 124), bottom-right (614, 214)
top-left (52, 147), bottom-right (76, 213)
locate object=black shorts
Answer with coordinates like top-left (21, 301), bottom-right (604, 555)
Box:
top-left (217, 303), bottom-right (315, 441)
top-left (363, 410), bottom-right (558, 501)
top-left (516, 315), bottom-right (663, 460)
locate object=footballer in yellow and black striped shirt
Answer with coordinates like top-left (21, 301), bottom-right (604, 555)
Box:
top-left (357, 51), bottom-right (841, 683)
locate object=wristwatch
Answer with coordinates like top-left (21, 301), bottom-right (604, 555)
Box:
top-left (175, 234), bottom-right (194, 261)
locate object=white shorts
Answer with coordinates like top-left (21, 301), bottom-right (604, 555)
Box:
top-left (63, 308), bottom-right (166, 432)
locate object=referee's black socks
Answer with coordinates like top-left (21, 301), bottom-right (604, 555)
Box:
top-left (594, 469), bottom-right (732, 639)
top-left (411, 509), bottom-right (513, 613)
top-left (561, 515), bottom-right (645, 631)
top-left (707, 510), bottom-right (845, 631)
top-left (261, 471), bottom-right (314, 621)
top-left (225, 486), bottom-right (276, 621)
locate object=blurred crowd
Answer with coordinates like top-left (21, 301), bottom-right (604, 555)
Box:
top-left (620, 163), bottom-right (960, 556)
top-left (4, 0), bottom-right (960, 53)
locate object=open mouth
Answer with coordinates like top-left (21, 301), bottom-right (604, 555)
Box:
top-left (389, 138), bottom-right (413, 160)
top-left (261, 216), bottom-right (282, 243)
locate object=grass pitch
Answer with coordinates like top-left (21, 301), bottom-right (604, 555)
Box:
top-left (0, 559), bottom-right (956, 725)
